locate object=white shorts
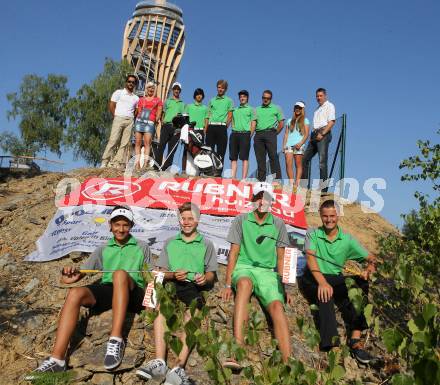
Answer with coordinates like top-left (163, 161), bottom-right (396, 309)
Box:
top-left (285, 144), bottom-right (305, 155)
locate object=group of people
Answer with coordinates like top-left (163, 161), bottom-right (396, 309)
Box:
top-left (26, 182), bottom-right (377, 385)
top-left (101, 75), bottom-right (336, 189)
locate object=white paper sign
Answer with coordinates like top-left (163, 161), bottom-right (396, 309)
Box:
top-left (143, 271), bottom-right (165, 308)
top-left (282, 247), bottom-right (301, 284)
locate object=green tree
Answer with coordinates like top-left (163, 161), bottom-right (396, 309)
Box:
top-left (66, 58), bottom-right (134, 166)
top-left (0, 131), bottom-right (38, 156)
top-left (372, 130), bottom-right (440, 385)
top-left (6, 74), bottom-right (69, 156)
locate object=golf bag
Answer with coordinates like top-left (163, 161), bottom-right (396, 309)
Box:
top-left (172, 114), bottom-right (223, 177)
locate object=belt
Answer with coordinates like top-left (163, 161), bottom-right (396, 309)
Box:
top-left (209, 122), bottom-right (226, 126)
top-left (136, 119), bottom-right (154, 124)
top-left (256, 128), bottom-right (277, 133)
top-left (232, 131), bottom-right (251, 134)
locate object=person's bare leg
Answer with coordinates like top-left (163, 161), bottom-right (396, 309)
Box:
top-left (294, 154), bottom-right (303, 187)
top-left (176, 310), bottom-right (192, 367)
top-left (52, 287), bottom-right (96, 359)
top-left (154, 310), bottom-right (167, 359)
top-left (285, 153), bottom-right (294, 187)
top-left (231, 160), bottom-right (237, 179)
top-left (267, 300), bottom-right (291, 362)
top-left (110, 270), bottom-right (134, 338)
top-left (242, 160), bottom-right (249, 179)
top-left (143, 133), bottom-right (153, 168)
top-left (135, 132), bottom-right (142, 170)
top-left (233, 278), bottom-right (253, 345)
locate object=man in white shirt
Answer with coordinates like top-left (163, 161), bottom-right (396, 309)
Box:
top-left (101, 75), bottom-right (139, 169)
top-left (302, 88), bottom-right (335, 192)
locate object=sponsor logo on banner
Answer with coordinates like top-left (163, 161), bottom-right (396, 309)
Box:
top-left (82, 180), bottom-right (142, 201)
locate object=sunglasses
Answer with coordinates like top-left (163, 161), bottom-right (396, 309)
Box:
top-left (262, 96), bottom-right (271, 100)
top-left (126, 80), bottom-right (136, 84)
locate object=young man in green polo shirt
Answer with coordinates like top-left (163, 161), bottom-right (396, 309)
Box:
top-left (137, 202), bottom-right (217, 385)
top-left (183, 88), bottom-right (208, 172)
top-left (205, 79), bottom-right (234, 173)
top-left (254, 90), bottom-right (284, 181)
top-left (158, 81), bottom-right (185, 171)
top-left (25, 206), bottom-right (151, 379)
top-left (222, 182), bottom-right (292, 368)
top-left (185, 88), bottom-right (208, 131)
top-left (301, 200), bottom-right (377, 363)
top-left (230, 90), bottom-right (256, 179)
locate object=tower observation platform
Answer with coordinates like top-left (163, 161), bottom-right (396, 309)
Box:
top-left (122, 0), bottom-right (185, 99)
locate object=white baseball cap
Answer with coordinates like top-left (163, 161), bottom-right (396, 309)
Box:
top-left (294, 101), bottom-right (305, 108)
top-left (172, 81), bottom-right (182, 90)
top-left (110, 207), bottom-right (134, 223)
top-left (252, 182), bottom-right (274, 199)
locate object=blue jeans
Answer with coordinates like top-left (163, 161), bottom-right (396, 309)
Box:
top-left (302, 131), bottom-right (332, 188)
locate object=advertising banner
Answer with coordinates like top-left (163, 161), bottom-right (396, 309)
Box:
top-left (59, 177), bottom-right (307, 229)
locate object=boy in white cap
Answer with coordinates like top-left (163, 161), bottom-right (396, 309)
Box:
top-left (25, 206), bottom-right (151, 379)
top-left (158, 81), bottom-right (185, 171)
top-left (221, 182), bottom-right (293, 368)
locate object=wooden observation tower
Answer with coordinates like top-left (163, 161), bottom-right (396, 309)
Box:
top-left (122, 0), bottom-right (185, 100)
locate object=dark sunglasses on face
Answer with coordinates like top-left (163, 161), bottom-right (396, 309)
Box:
top-left (262, 96), bottom-right (271, 100)
top-left (126, 80), bottom-right (135, 84)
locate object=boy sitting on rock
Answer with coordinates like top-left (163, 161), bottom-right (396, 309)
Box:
top-left (136, 202), bottom-right (218, 385)
top-left (221, 182), bottom-right (293, 369)
top-left (25, 206), bottom-right (151, 379)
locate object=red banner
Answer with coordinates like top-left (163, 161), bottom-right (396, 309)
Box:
top-left (60, 177), bottom-right (307, 229)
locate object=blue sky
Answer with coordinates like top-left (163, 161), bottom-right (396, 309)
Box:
top-left (1, 0), bottom-right (438, 227)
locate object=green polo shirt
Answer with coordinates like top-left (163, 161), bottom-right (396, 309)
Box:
top-left (232, 104), bottom-right (256, 132)
top-left (207, 95), bottom-right (234, 123)
top-left (185, 102), bottom-right (208, 129)
top-left (305, 227), bottom-right (368, 275)
top-left (156, 232), bottom-right (218, 281)
top-left (163, 98), bottom-right (185, 123)
top-left (255, 103), bottom-right (284, 131)
top-left (81, 235), bottom-right (151, 288)
top-left (227, 212), bottom-right (289, 269)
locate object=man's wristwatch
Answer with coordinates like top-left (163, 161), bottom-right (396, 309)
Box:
top-left (224, 284), bottom-right (232, 289)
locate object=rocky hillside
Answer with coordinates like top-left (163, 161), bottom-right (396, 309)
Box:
top-left (0, 170), bottom-right (398, 385)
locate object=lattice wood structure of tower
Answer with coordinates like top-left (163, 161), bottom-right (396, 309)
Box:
top-left (122, 0), bottom-right (185, 100)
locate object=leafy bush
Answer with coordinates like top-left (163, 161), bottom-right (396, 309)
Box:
top-left (370, 131), bottom-right (440, 384)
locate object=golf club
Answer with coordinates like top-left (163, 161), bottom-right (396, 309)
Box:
top-left (61, 269), bottom-right (199, 275)
top-left (255, 234), bottom-right (363, 277)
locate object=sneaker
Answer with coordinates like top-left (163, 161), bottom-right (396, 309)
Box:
top-left (136, 358), bottom-right (168, 381)
top-left (24, 357), bottom-right (66, 380)
top-left (349, 338), bottom-right (375, 364)
top-left (104, 338), bottom-right (125, 370)
top-left (164, 366), bottom-right (193, 385)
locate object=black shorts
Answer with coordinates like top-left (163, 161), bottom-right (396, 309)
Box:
top-left (229, 132), bottom-right (251, 161)
top-left (174, 281), bottom-right (211, 309)
top-left (86, 283), bottom-right (145, 313)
